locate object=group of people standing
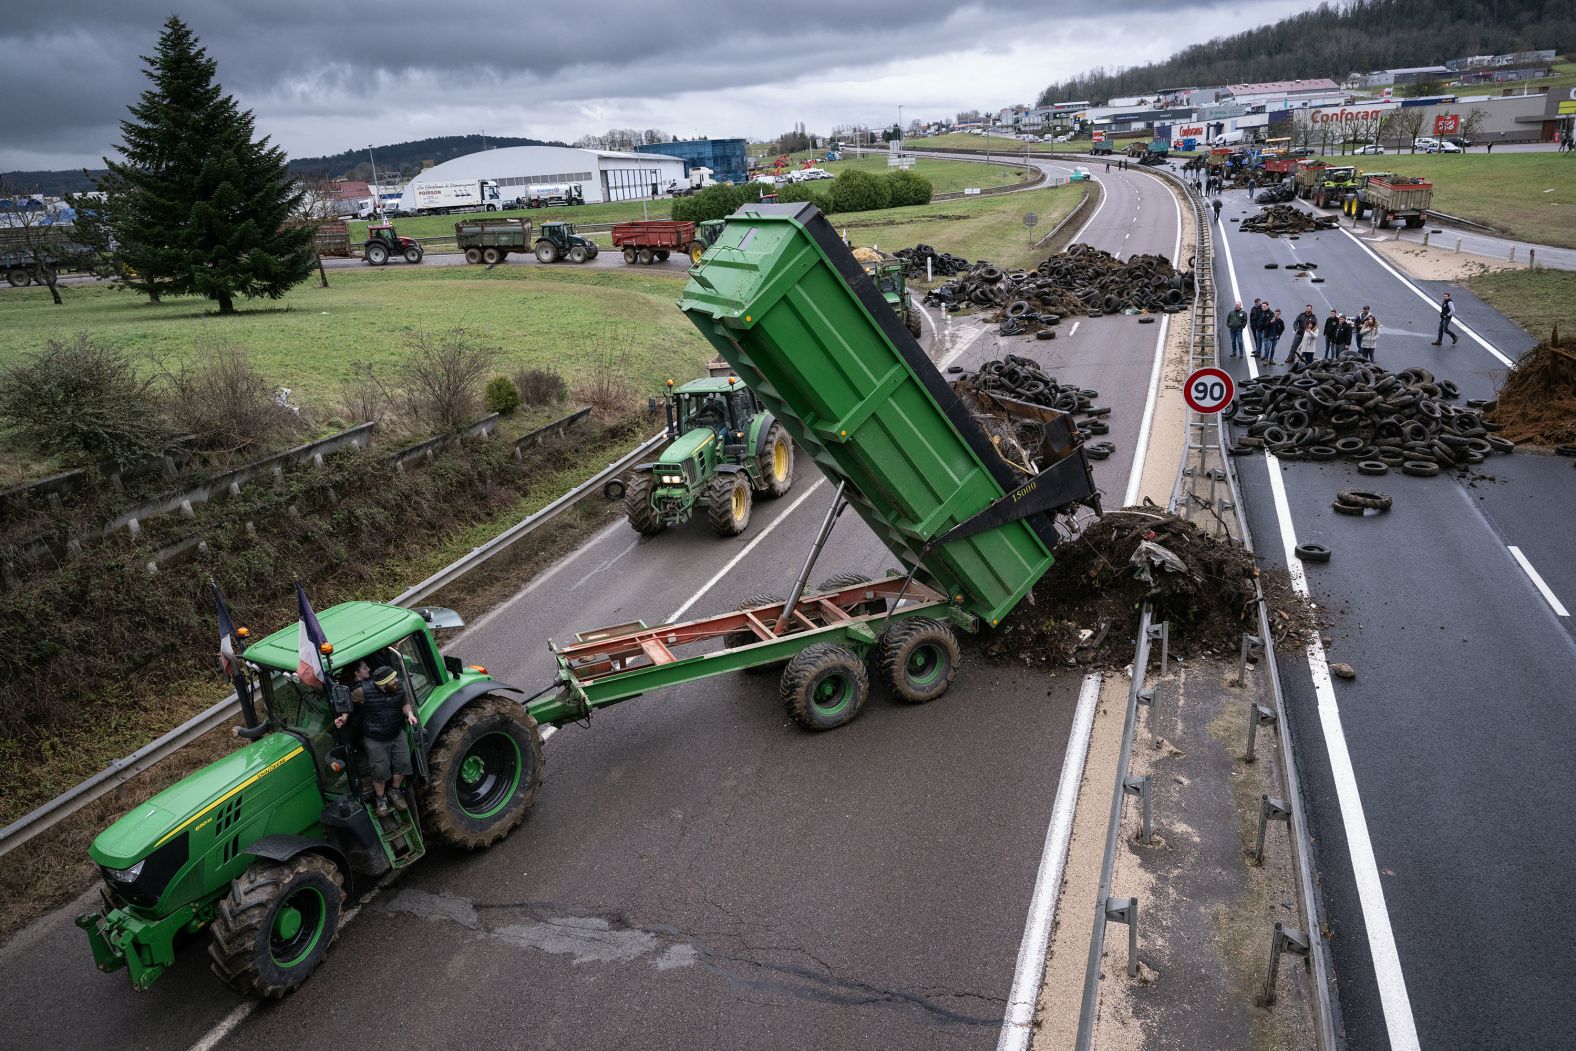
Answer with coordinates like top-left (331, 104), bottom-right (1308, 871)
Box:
top-left (1225, 299), bottom-right (1379, 364)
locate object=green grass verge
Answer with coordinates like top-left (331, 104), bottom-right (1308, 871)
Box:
top-left (1465, 268), bottom-right (1575, 341)
top-left (1342, 153), bottom-right (1575, 248)
top-left (914, 132), bottom-right (1093, 154)
top-left (0, 266), bottom-right (715, 415)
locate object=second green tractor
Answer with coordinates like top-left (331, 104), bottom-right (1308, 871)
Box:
top-left (625, 375), bottom-right (795, 537)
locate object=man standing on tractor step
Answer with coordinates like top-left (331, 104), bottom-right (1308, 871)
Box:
top-left (336, 664), bottom-right (417, 816)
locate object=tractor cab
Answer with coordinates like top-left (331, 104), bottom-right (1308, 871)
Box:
top-left (857, 254), bottom-right (923, 339)
top-left (671, 378), bottom-right (756, 441)
top-left (534, 221), bottom-right (599, 263)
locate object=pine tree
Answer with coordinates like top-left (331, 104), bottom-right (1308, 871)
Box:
top-left (99, 16), bottom-right (314, 314)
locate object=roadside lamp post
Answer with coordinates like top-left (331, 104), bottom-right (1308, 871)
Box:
top-left (898, 105), bottom-right (904, 144)
top-left (366, 145), bottom-right (381, 221)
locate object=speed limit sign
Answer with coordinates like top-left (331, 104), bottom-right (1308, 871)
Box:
top-left (1183, 367), bottom-right (1235, 414)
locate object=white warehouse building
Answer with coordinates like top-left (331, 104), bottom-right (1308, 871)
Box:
top-left (399, 146), bottom-right (687, 212)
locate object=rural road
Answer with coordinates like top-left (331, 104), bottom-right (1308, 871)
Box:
top-left (1210, 188), bottom-right (1576, 1050)
top-left (0, 159), bottom-right (1188, 1050)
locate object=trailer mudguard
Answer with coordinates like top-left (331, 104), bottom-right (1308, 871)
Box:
top-left (423, 680), bottom-right (525, 757)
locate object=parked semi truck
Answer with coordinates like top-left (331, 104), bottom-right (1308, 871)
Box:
top-left (455, 217), bottom-right (532, 264)
top-left (77, 201), bottom-right (1099, 1000)
top-left (403, 179), bottom-right (503, 215)
top-left (517, 184), bottom-right (584, 208)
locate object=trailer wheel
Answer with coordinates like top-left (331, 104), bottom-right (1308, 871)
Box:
top-left (637, 248), bottom-right (654, 264)
top-left (481, 247), bottom-right (502, 265)
top-left (535, 241), bottom-right (559, 263)
top-left (208, 854), bottom-right (343, 999)
top-left (781, 643), bottom-right (869, 731)
top-left (878, 617), bottom-right (960, 704)
top-left (5, 267), bottom-right (30, 287)
top-left (707, 471), bottom-right (752, 536)
top-left (1404, 215), bottom-right (1424, 229)
top-left (569, 245), bottom-right (590, 264)
top-left (655, 250), bottom-right (670, 262)
top-left (622, 247), bottom-right (638, 264)
top-left (754, 423), bottom-right (794, 499)
top-left (725, 592), bottom-right (784, 672)
top-left (464, 248), bottom-right (483, 264)
top-left (422, 696), bottom-right (544, 850)
top-left (624, 471), bottom-right (665, 535)
top-left (816, 572), bottom-right (886, 617)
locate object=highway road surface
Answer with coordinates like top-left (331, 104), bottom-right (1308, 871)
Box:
top-left (0, 160), bottom-right (1189, 1050)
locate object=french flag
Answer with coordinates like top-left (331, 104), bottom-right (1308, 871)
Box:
top-left (296, 582), bottom-right (329, 687)
top-left (213, 579), bottom-right (240, 677)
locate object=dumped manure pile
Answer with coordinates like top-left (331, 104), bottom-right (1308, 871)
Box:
top-left (978, 508), bottom-right (1311, 668)
top-left (1240, 204), bottom-right (1338, 235)
top-left (1485, 329), bottom-right (1576, 450)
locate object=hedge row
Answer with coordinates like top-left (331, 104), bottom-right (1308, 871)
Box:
top-left (671, 169), bottom-right (934, 223)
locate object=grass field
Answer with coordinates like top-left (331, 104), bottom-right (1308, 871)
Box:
top-left (913, 132), bottom-right (1092, 154)
top-left (0, 266), bottom-right (715, 421)
top-left (1466, 268), bottom-right (1574, 342)
top-left (1340, 153), bottom-right (1575, 248)
top-left (1457, 63), bottom-right (1576, 100)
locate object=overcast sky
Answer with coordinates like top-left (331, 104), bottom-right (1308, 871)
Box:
top-left (1, 0), bottom-right (1310, 172)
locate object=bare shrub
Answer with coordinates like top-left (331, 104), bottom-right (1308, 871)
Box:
top-left (341, 359), bottom-right (397, 424)
top-left (401, 329), bottom-right (497, 433)
top-left (516, 367), bottom-right (569, 407)
top-left (574, 348), bottom-right (636, 418)
top-left (160, 343), bottom-right (305, 457)
top-left (0, 334), bottom-right (166, 466)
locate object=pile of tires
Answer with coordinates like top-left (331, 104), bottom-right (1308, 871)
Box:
top-left (1227, 359), bottom-right (1514, 473)
top-left (894, 243), bottom-right (972, 277)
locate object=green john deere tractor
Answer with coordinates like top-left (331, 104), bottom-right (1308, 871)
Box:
top-left (534, 221), bottom-right (599, 264)
top-left (624, 374), bottom-right (794, 537)
top-left (861, 255), bottom-right (923, 339)
top-left (77, 603), bottom-right (543, 997)
top-left (689, 219), bottom-right (726, 264)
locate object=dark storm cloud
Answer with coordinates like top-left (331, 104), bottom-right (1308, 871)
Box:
top-left (0, 0), bottom-right (1267, 168)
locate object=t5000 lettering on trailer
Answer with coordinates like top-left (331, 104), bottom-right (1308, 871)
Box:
top-left (535, 202), bottom-right (1101, 733)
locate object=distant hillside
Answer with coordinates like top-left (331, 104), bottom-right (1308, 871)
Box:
top-left (4, 133), bottom-right (569, 197)
top-left (1038, 0), bottom-right (1575, 104)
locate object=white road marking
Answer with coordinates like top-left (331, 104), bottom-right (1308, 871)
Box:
top-left (1336, 226), bottom-right (1513, 367)
top-left (570, 536), bottom-right (641, 590)
top-left (1068, 321), bottom-right (1080, 338)
top-left (1219, 209), bottom-right (1421, 1050)
top-left (1509, 546), bottom-right (1570, 617)
top-left (1070, 175), bottom-right (1111, 243)
top-left (455, 518), bottom-right (629, 643)
top-left (997, 673), bottom-right (1102, 1051)
top-left (1120, 173), bottom-right (1183, 508)
top-left (667, 480), bottom-right (827, 622)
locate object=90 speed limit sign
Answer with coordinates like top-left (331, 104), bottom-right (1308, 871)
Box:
top-left (1183, 367), bottom-right (1235, 414)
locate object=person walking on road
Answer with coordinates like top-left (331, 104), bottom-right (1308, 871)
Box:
top-left (1265, 309), bottom-right (1286, 362)
top-left (1322, 309), bottom-right (1340, 359)
top-left (1212, 198), bottom-right (1222, 221)
top-left (1226, 301), bottom-right (1247, 358)
top-left (1432, 292), bottom-right (1458, 345)
top-left (1359, 313), bottom-right (1379, 360)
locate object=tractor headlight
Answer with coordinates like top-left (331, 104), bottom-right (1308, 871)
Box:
top-left (661, 474), bottom-right (683, 485)
top-left (108, 860), bottom-right (144, 884)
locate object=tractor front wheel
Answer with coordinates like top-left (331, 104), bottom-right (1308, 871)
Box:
top-left (781, 643), bottom-right (869, 731)
top-left (569, 245), bottom-right (590, 264)
top-left (422, 696), bottom-right (544, 850)
top-left (624, 471), bottom-right (665, 535)
top-left (706, 471), bottom-right (752, 536)
top-left (754, 423), bottom-right (794, 499)
top-left (535, 241), bottom-right (559, 263)
top-left (404, 245), bottom-right (424, 264)
top-left (208, 854), bottom-right (344, 998)
top-left (877, 617), bottom-right (960, 704)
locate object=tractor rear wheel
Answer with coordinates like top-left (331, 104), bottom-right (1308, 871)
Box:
top-left (623, 471), bottom-right (665, 535)
top-left (781, 643), bottom-right (869, 731)
top-left (481, 247), bottom-right (502, 265)
top-left (404, 246), bottom-right (424, 264)
top-left (706, 471), bottom-right (752, 536)
top-left (365, 242), bottom-right (389, 265)
top-left (904, 305), bottom-right (923, 339)
top-left (535, 241), bottom-right (559, 263)
top-left (422, 696), bottom-right (544, 850)
top-left (208, 854), bottom-right (344, 998)
top-left (569, 245), bottom-right (590, 264)
top-left (622, 247), bottom-right (638, 264)
top-left (877, 617), bottom-right (960, 704)
top-left (754, 423), bottom-right (794, 498)
top-left (464, 247), bottom-right (483, 264)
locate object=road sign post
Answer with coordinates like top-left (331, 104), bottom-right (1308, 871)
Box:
top-left (1183, 367), bottom-right (1235, 414)
top-left (1023, 211), bottom-right (1038, 245)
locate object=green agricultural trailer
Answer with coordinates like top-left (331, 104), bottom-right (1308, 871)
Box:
top-left (78, 202), bottom-right (1100, 1000)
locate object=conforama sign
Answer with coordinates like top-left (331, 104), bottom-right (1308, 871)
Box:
top-left (1308, 105), bottom-right (1397, 126)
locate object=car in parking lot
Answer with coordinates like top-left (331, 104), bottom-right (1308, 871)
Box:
top-left (1354, 144), bottom-right (1385, 155)
top-left (1430, 141), bottom-right (1462, 153)
top-left (1289, 146), bottom-right (1317, 157)
top-left (1412, 137), bottom-right (1440, 151)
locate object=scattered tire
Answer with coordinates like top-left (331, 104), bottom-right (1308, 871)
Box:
top-left (422, 695), bottom-right (544, 849)
top-left (780, 643), bottom-right (869, 731)
top-left (1264, 263), bottom-right (1278, 269)
top-left (1336, 489), bottom-right (1392, 511)
top-left (1086, 421), bottom-right (1109, 435)
top-left (602, 479), bottom-right (627, 501)
top-left (1036, 329), bottom-right (1056, 340)
top-left (208, 854), bottom-right (344, 998)
top-left (1357, 461), bottom-right (1390, 476)
top-left (623, 471), bottom-right (664, 535)
top-left (1402, 461), bottom-right (1440, 477)
top-left (1556, 444), bottom-right (1576, 457)
top-left (1138, 316), bottom-right (1156, 324)
top-left (1331, 501), bottom-right (1366, 515)
top-left (877, 617), bottom-right (960, 704)
top-left (1295, 542), bottom-right (1331, 563)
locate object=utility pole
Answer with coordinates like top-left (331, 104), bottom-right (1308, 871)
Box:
top-left (366, 145), bottom-right (381, 222)
top-left (898, 105), bottom-right (904, 144)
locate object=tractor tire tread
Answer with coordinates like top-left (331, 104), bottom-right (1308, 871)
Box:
top-left (780, 643), bottom-right (869, 731)
top-left (624, 471), bottom-right (664, 535)
top-left (207, 854), bottom-right (344, 999)
top-left (877, 617), bottom-right (960, 704)
top-left (706, 472), bottom-right (752, 536)
top-left (420, 696), bottom-right (543, 850)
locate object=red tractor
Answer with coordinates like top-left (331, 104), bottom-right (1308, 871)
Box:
top-left (362, 224), bottom-right (424, 266)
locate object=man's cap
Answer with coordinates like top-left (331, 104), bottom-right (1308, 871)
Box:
top-left (373, 666), bottom-right (399, 687)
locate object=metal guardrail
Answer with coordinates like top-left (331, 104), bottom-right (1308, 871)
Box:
top-left (1071, 163), bottom-right (1337, 1050)
top-left (0, 425), bottom-right (664, 859)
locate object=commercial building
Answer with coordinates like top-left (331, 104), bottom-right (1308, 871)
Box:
top-left (1224, 78), bottom-right (1344, 107)
top-left (399, 146), bottom-right (686, 210)
top-left (637, 138), bottom-right (748, 187)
